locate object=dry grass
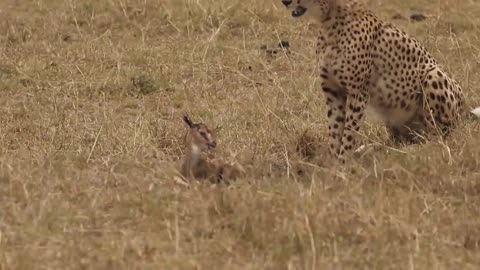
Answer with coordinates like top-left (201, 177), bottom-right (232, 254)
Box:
top-left (1, 0), bottom-right (480, 269)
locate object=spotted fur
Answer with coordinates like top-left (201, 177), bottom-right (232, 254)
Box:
top-left (280, 0), bottom-right (476, 163)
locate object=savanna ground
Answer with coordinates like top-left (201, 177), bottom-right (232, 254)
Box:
top-left (1, 0), bottom-right (480, 269)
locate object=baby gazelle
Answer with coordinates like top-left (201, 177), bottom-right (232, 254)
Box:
top-left (180, 113), bottom-right (244, 183)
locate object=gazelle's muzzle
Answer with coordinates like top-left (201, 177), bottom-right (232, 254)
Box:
top-left (207, 141), bottom-right (217, 150)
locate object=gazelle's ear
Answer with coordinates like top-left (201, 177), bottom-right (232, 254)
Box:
top-left (183, 113), bottom-right (194, 128)
top-left (213, 124), bottom-right (223, 133)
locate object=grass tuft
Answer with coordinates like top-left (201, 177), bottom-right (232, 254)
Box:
top-left (1, 0), bottom-right (480, 268)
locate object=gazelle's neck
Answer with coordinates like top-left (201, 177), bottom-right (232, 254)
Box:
top-left (189, 143), bottom-right (202, 166)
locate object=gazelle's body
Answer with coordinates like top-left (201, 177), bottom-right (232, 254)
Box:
top-left (180, 143), bottom-right (217, 180)
top-left (180, 114), bottom-right (244, 182)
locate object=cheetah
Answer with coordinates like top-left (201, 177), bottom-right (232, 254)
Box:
top-left (280, 0), bottom-right (480, 163)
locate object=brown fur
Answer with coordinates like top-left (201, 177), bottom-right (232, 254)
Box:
top-left (180, 114), bottom-right (245, 183)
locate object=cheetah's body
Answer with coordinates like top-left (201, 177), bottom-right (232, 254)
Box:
top-left (281, 0), bottom-right (466, 161)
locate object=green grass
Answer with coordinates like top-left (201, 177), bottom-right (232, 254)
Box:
top-left (1, 0), bottom-right (480, 269)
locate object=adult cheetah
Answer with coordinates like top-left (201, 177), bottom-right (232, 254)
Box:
top-left (280, 0), bottom-right (480, 163)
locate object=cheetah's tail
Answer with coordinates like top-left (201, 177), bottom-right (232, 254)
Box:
top-left (471, 107), bottom-right (480, 118)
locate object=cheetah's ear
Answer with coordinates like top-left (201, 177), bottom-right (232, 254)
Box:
top-left (183, 113), bottom-right (194, 128)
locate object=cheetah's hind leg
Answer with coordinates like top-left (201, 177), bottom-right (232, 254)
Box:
top-left (386, 119), bottom-right (427, 146)
top-left (420, 68), bottom-right (463, 139)
top-left (387, 127), bottom-right (418, 145)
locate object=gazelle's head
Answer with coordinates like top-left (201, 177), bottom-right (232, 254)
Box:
top-left (183, 113), bottom-right (217, 153)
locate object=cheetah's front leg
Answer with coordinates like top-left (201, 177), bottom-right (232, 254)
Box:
top-left (322, 82), bottom-right (347, 160)
top-left (338, 91), bottom-right (369, 162)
